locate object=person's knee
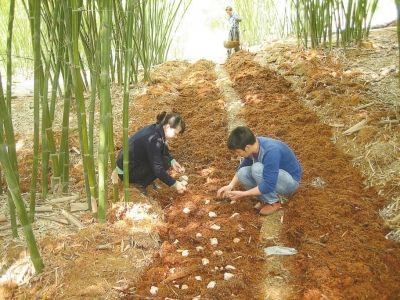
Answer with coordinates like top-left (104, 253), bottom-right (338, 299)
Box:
top-left (237, 167), bottom-right (250, 183)
top-left (251, 162), bottom-right (263, 178)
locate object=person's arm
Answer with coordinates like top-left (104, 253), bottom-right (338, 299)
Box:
top-left (146, 138), bottom-right (176, 186)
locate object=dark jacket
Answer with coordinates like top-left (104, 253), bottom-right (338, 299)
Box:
top-left (116, 124), bottom-right (176, 187)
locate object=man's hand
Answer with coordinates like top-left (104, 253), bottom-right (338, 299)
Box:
top-left (217, 184), bottom-right (233, 198)
top-left (225, 190), bottom-right (245, 200)
top-left (171, 160), bottom-right (185, 173)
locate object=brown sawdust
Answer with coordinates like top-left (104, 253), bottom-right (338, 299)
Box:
top-left (130, 59), bottom-right (266, 299)
top-left (224, 51), bottom-right (400, 299)
top-left (2, 28), bottom-right (400, 299)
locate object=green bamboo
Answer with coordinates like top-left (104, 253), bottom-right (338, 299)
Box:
top-left (5, 0), bottom-right (18, 236)
top-left (98, 0), bottom-right (113, 222)
top-left (0, 70), bottom-right (44, 272)
top-left (28, 0), bottom-right (42, 222)
top-left (122, 0), bottom-right (135, 203)
top-left (6, 0), bottom-right (15, 114)
top-left (59, 68), bottom-right (72, 193)
top-left (396, 0), bottom-right (400, 83)
top-left (67, 0), bottom-right (97, 205)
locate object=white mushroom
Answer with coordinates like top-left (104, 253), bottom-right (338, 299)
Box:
top-left (196, 232), bottom-right (202, 238)
top-left (233, 238), bottom-right (240, 243)
top-left (195, 276), bottom-right (202, 281)
top-left (150, 286), bottom-right (158, 295)
top-left (183, 207), bottom-right (191, 214)
top-left (210, 238), bottom-right (218, 245)
top-left (181, 284), bottom-right (188, 290)
top-left (230, 212), bottom-right (239, 218)
top-left (196, 246), bottom-right (204, 252)
top-left (213, 250), bottom-right (223, 256)
top-left (201, 258), bottom-right (209, 265)
top-left (208, 211), bottom-right (217, 218)
top-left (224, 273), bottom-right (235, 281)
top-left (210, 224), bottom-right (221, 230)
top-left (204, 199), bottom-right (210, 205)
top-left (182, 250), bottom-right (189, 257)
top-left (207, 281), bottom-right (216, 289)
top-left (225, 265), bottom-right (236, 270)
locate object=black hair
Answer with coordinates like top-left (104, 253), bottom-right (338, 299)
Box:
top-left (156, 111), bottom-right (186, 134)
top-left (227, 126), bottom-right (256, 150)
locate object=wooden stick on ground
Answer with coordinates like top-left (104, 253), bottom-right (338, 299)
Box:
top-left (37, 215), bottom-right (69, 225)
top-left (343, 119), bottom-right (368, 135)
top-left (61, 209), bottom-right (84, 229)
top-left (50, 194), bottom-right (80, 204)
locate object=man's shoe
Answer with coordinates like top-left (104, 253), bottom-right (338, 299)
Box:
top-left (259, 202), bottom-right (282, 216)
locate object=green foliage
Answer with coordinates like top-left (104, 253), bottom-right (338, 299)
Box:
top-left (292, 0), bottom-right (379, 48)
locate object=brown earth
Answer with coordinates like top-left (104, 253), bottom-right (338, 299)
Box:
top-left (1, 28), bottom-right (399, 299)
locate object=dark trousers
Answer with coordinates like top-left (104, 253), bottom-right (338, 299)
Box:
top-left (117, 156), bottom-right (170, 188)
top-left (227, 27), bottom-right (240, 55)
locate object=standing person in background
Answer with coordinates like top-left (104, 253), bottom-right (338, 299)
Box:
top-left (116, 111), bottom-right (187, 195)
top-left (226, 6), bottom-right (242, 55)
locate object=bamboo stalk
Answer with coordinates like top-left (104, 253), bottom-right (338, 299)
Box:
top-left (98, 0), bottom-right (113, 222)
top-left (0, 74), bottom-right (44, 273)
top-left (28, 0), bottom-right (42, 223)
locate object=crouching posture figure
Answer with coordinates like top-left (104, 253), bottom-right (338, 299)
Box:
top-left (116, 111), bottom-right (187, 195)
top-left (217, 126), bottom-right (302, 215)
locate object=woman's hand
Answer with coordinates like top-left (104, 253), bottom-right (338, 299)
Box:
top-left (171, 160), bottom-right (185, 173)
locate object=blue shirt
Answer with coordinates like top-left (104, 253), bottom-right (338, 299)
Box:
top-left (239, 137), bottom-right (302, 194)
top-left (228, 12), bottom-right (241, 29)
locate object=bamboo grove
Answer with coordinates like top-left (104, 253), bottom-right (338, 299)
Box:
top-left (0, 0), bottom-right (190, 273)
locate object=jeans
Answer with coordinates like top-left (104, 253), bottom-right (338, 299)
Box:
top-left (237, 162), bottom-right (299, 204)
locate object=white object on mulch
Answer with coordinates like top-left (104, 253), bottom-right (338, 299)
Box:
top-left (230, 212), bottom-right (239, 218)
top-left (210, 238), bottom-right (218, 245)
top-left (181, 284), bottom-right (189, 290)
top-left (213, 250), bottom-right (223, 256)
top-left (224, 273), bottom-right (234, 280)
top-left (195, 276), bottom-right (202, 281)
top-left (208, 211), bottom-right (217, 218)
top-left (202, 258), bottom-right (209, 265)
top-left (183, 207), bottom-right (191, 214)
top-left (150, 286), bottom-right (158, 295)
top-left (205, 199), bottom-right (210, 205)
top-left (196, 232), bottom-right (202, 238)
top-left (0, 256), bottom-right (35, 286)
top-left (207, 281), bottom-right (216, 289)
top-left (210, 224), bottom-right (221, 230)
top-left (264, 246), bottom-right (297, 256)
top-left (233, 238), bottom-right (240, 243)
top-left (182, 250), bottom-right (189, 257)
top-left (225, 265), bottom-right (236, 270)
top-left (196, 246), bottom-right (204, 252)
